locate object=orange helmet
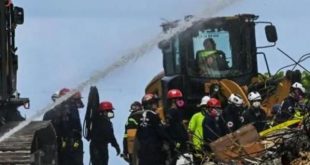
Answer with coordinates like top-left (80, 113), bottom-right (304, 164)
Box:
top-left (207, 98), bottom-right (221, 108)
top-left (99, 101), bottom-right (114, 111)
top-left (167, 89), bottom-right (183, 99)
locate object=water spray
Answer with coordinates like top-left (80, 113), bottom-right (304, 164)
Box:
top-left (0, 0), bottom-right (242, 143)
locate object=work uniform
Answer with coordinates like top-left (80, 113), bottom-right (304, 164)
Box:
top-left (222, 104), bottom-right (244, 133)
top-left (188, 111), bottom-right (205, 151)
top-left (196, 50), bottom-right (228, 75)
top-left (123, 110), bottom-right (143, 165)
top-left (136, 110), bottom-right (173, 165)
top-left (64, 104), bottom-right (83, 165)
top-left (165, 108), bottom-right (188, 165)
top-left (188, 111), bottom-right (206, 165)
top-left (202, 113), bottom-right (226, 144)
top-left (90, 111), bottom-right (120, 165)
top-left (43, 102), bottom-right (83, 165)
top-left (243, 107), bottom-right (267, 132)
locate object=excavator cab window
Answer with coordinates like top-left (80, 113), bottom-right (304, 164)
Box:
top-left (180, 19), bottom-right (255, 79)
top-left (192, 28), bottom-right (232, 77)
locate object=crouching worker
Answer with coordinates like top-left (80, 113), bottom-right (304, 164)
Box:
top-left (90, 101), bottom-right (120, 165)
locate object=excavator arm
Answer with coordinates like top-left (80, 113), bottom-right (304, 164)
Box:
top-left (0, 1), bottom-right (58, 164)
top-left (0, 0), bottom-right (29, 108)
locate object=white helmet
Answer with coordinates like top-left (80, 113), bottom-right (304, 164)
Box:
top-left (291, 82), bottom-right (306, 93)
top-left (248, 91), bottom-right (262, 101)
top-left (228, 94), bottom-right (243, 107)
top-left (199, 96), bottom-right (210, 106)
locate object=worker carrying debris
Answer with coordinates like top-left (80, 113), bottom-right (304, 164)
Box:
top-left (136, 93), bottom-right (174, 165)
top-left (89, 101), bottom-right (120, 165)
top-left (122, 101), bottom-right (143, 165)
top-left (43, 88), bottom-right (84, 165)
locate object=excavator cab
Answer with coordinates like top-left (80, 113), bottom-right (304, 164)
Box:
top-left (152, 14), bottom-right (278, 118)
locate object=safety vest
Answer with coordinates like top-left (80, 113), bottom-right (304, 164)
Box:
top-left (197, 50), bottom-right (217, 58)
top-left (188, 112), bottom-right (205, 150)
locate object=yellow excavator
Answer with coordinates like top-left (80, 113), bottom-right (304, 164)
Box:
top-left (0, 1), bottom-right (57, 164)
top-left (145, 14), bottom-right (299, 120)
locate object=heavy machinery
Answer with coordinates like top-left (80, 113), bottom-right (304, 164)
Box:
top-left (145, 14), bottom-right (299, 119)
top-left (0, 1), bottom-right (57, 164)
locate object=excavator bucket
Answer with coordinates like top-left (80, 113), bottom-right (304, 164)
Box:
top-left (0, 121), bottom-right (57, 164)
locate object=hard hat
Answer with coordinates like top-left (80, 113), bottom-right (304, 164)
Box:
top-left (228, 94), bottom-right (244, 106)
top-left (59, 88), bottom-right (71, 96)
top-left (291, 82), bottom-right (306, 93)
top-left (141, 93), bottom-right (159, 105)
top-left (99, 101), bottom-right (114, 111)
top-left (130, 101), bottom-right (142, 111)
top-left (207, 98), bottom-right (221, 108)
top-left (199, 96), bottom-right (210, 106)
top-left (248, 91), bottom-right (262, 101)
top-left (167, 89), bottom-right (183, 99)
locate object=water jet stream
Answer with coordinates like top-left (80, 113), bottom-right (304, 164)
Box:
top-left (0, 0), bottom-right (242, 143)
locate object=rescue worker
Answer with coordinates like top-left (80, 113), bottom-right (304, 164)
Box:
top-left (202, 98), bottom-right (226, 144)
top-left (165, 89), bottom-right (189, 165)
top-left (89, 101), bottom-right (120, 165)
top-left (122, 101), bottom-right (143, 165)
top-left (43, 88), bottom-right (84, 165)
top-left (196, 38), bottom-right (228, 76)
top-left (222, 93), bottom-right (245, 133)
top-left (243, 91), bottom-right (267, 132)
top-left (136, 93), bottom-right (174, 165)
top-left (188, 95), bottom-right (210, 165)
top-left (276, 82), bottom-right (308, 122)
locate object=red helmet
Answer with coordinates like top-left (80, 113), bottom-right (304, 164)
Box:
top-left (99, 101), bottom-right (114, 111)
top-left (207, 98), bottom-right (221, 108)
top-left (59, 88), bottom-right (70, 96)
top-left (167, 89), bottom-right (183, 99)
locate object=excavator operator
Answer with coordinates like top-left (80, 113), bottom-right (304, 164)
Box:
top-left (196, 38), bottom-right (228, 76)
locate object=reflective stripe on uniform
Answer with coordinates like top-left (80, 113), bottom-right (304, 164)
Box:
top-left (128, 118), bottom-right (138, 126)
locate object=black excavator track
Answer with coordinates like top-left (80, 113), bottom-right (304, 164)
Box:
top-left (0, 121), bottom-right (58, 165)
